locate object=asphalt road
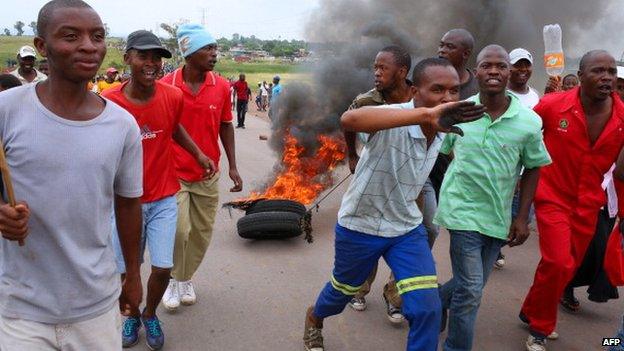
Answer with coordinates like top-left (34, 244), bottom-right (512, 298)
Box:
top-left (131, 113), bottom-right (621, 351)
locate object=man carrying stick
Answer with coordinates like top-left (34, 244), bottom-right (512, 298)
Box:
top-left (0, 0), bottom-right (143, 349)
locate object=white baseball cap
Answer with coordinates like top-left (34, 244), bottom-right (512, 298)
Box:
top-left (18, 45), bottom-right (36, 58)
top-left (617, 66), bottom-right (624, 80)
top-left (509, 48), bottom-right (533, 65)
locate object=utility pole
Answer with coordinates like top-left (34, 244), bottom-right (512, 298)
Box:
top-left (199, 7), bottom-right (208, 27)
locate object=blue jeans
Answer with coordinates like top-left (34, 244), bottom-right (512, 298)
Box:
top-left (440, 230), bottom-right (506, 351)
top-left (314, 224), bottom-right (441, 351)
top-left (112, 196), bottom-right (178, 272)
top-left (610, 315), bottom-right (624, 351)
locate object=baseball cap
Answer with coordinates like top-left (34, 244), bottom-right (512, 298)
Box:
top-left (106, 67), bottom-right (118, 74)
top-left (18, 45), bottom-right (36, 58)
top-left (125, 30), bottom-right (172, 59)
top-left (509, 48), bottom-right (533, 65)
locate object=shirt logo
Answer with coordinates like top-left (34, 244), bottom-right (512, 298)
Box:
top-left (140, 125), bottom-right (163, 140)
top-left (558, 118), bottom-right (569, 132)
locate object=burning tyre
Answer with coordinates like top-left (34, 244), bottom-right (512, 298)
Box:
top-left (237, 210), bottom-right (303, 239)
top-left (245, 199), bottom-right (306, 216)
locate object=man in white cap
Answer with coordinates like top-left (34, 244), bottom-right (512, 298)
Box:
top-left (616, 66), bottom-right (624, 102)
top-left (494, 47), bottom-right (542, 270)
top-left (10, 45), bottom-right (47, 84)
top-left (160, 23), bottom-right (243, 310)
top-left (508, 48), bottom-right (540, 109)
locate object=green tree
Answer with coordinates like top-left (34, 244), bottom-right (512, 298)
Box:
top-left (14, 21), bottom-right (25, 36)
top-left (217, 37), bottom-right (231, 51)
top-left (3, 28), bottom-right (11, 36)
top-left (29, 21), bottom-right (37, 36)
top-left (104, 23), bottom-right (110, 37)
top-left (159, 22), bottom-right (180, 61)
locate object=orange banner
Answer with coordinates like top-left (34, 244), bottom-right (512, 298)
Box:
top-left (544, 52), bottom-right (565, 68)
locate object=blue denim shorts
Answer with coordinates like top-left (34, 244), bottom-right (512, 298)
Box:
top-left (111, 196), bottom-right (178, 272)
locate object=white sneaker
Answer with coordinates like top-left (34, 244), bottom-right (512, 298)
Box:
top-left (526, 335), bottom-right (547, 351)
top-left (179, 280), bottom-right (197, 305)
top-left (547, 331), bottom-right (559, 340)
top-left (494, 254), bottom-right (506, 269)
top-left (162, 279), bottom-right (180, 311)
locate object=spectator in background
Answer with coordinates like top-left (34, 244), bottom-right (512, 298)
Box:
top-left (269, 76), bottom-right (282, 120)
top-left (97, 67), bottom-right (121, 93)
top-left (0, 74), bottom-right (22, 91)
top-left (232, 73), bottom-right (251, 128)
top-left (507, 48), bottom-right (540, 109)
top-left (38, 59), bottom-right (49, 76)
top-left (545, 73), bottom-right (580, 94)
top-left (261, 81), bottom-right (269, 111)
top-left (255, 82), bottom-right (263, 110)
top-left (562, 74), bottom-right (579, 91)
top-left (10, 46), bottom-right (47, 84)
top-left (495, 48), bottom-right (541, 270)
top-left (268, 82), bottom-right (273, 108)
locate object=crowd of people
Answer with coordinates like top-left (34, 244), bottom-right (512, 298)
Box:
top-left (305, 29), bottom-right (624, 351)
top-left (0, 1), bottom-right (623, 351)
top-left (229, 74), bottom-right (283, 128)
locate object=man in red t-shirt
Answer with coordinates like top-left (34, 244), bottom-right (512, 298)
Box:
top-left (520, 50), bottom-right (624, 351)
top-left (102, 30), bottom-right (214, 350)
top-left (232, 73), bottom-right (251, 128)
top-left (160, 24), bottom-right (243, 312)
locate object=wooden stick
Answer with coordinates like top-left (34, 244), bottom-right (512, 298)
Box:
top-left (0, 137), bottom-right (24, 246)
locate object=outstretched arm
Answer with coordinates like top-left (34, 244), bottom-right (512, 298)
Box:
top-left (341, 101), bottom-right (485, 135)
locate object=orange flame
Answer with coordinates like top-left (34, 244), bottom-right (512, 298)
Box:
top-left (246, 132), bottom-right (346, 205)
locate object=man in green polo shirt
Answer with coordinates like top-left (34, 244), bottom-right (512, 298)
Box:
top-left (435, 45), bottom-right (551, 351)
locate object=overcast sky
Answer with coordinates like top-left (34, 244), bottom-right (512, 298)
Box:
top-left (1, 0), bottom-right (320, 40)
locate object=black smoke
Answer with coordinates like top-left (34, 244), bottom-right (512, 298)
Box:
top-left (261, 0), bottom-right (622, 193)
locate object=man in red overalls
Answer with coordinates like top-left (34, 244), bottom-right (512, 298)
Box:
top-left (520, 50), bottom-right (624, 351)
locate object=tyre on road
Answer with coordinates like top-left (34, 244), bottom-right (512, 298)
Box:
top-left (237, 211), bottom-right (303, 239)
top-left (245, 199), bottom-right (307, 216)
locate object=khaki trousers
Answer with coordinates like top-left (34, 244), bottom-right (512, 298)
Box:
top-left (172, 175), bottom-right (220, 282)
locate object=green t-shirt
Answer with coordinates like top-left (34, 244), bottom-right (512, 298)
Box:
top-left (433, 93), bottom-right (551, 239)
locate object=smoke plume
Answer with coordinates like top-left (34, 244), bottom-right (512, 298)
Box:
top-left (257, 0), bottom-right (623, 196)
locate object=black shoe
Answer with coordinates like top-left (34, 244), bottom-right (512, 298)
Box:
top-left (382, 294), bottom-right (404, 324)
top-left (235, 125), bottom-right (242, 129)
top-left (519, 311), bottom-right (529, 324)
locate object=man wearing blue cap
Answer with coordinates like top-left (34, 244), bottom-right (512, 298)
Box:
top-left (161, 24), bottom-right (243, 311)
